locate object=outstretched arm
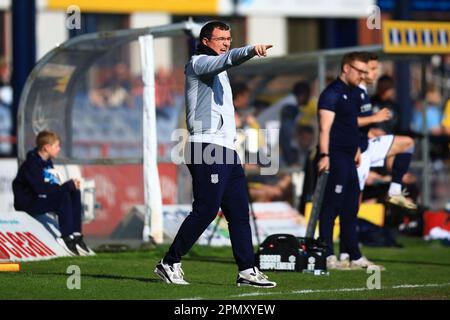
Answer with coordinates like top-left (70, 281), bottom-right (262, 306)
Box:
top-left (192, 44), bottom-right (273, 76)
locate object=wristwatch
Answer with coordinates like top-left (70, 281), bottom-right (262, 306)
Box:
top-left (319, 153), bottom-right (329, 158)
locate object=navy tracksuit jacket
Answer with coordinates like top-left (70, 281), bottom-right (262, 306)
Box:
top-left (12, 149), bottom-right (82, 237)
top-left (317, 78), bottom-right (363, 260)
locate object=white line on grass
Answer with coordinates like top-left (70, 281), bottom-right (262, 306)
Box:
top-left (180, 282), bottom-right (450, 300)
top-left (178, 282), bottom-right (450, 300)
top-left (230, 282), bottom-right (450, 298)
top-left (392, 283), bottom-right (450, 289)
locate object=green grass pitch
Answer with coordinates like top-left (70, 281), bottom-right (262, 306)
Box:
top-left (1, 237), bottom-right (449, 300)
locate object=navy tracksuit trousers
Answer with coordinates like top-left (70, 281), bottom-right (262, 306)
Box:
top-left (164, 143), bottom-right (254, 271)
top-left (319, 150), bottom-right (362, 260)
top-left (29, 189), bottom-right (82, 238)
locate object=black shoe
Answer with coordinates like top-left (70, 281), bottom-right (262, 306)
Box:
top-left (62, 235), bottom-right (79, 256)
top-left (73, 234), bottom-right (94, 256)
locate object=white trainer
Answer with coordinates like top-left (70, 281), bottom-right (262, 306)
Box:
top-left (154, 260), bottom-right (189, 285)
top-left (350, 256), bottom-right (385, 271)
top-left (339, 253), bottom-right (351, 270)
top-left (387, 193), bottom-right (417, 210)
top-left (326, 255), bottom-right (341, 270)
top-left (236, 267), bottom-right (277, 288)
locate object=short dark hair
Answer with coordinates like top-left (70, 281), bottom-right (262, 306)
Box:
top-left (231, 82), bottom-right (249, 97)
top-left (36, 130), bottom-right (60, 151)
top-left (199, 21), bottom-right (231, 40)
top-left (340, 51), bottom-right (369, 72)
top-left (366, 52), bottom-right (378, 61)
top-left (375, 74), bottom-right (395, 97)
top-left (292, 81), bottom-right (310, 97)
top-left (360, 51), bottom-right (378, 62)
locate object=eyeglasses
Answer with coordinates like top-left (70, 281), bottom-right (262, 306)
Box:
top-left (210, 37), bottom-right (233, 42)
top-left (349, 64), bottom-right (368, 76)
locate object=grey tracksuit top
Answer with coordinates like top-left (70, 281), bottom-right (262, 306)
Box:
top-left (185, 45), bottom-right (256, 150)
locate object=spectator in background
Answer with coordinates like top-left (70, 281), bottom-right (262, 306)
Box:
top-left (431, 97), bottom-right (450, 161)
top-left (248, 122), bottom-right (316, 204)
top-left (231, 81), bottom-right (287, 201)
top-left (412, 90), bottom-right (450, 161)
top-left (88, 85), bottom-right (109, 109)
top-left (294, 124), bottom-right (316, 215)
top-left (105, 63), bottom-right (133, 108)
top-left (0, 57), bottom-right (13, 156)
top-left (294, 124), bottom-right (315, 169)
top-left (89, 63), bottom-right (134, 109)
top-left (155, 68), bottom-right (175, 109)
top-left (154, 68), bottom-right (183, 150)
top-left (441, 99), bottom-right (450, 208)
top-left (294, 82), bottom-right (317, 128)
top-left (442, 99), bottom-right (450, 136)
top-left (232, 81), bottom-right (254, 129)
top-left (411, 86), bottom-right (443, 136)
top-left (256, 79), bottom-right (316, 130)
top-left (279, 81), bottom-right (316, 166)
top-left (248, 173), bottom-right (293, 202)
top-left (232, 81), bottom-right (264, 165)
top-left (370, 75), bottom-right (401, 136)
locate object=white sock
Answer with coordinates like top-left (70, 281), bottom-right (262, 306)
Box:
top-left (388, 182), bottom-right (402, 196)
top-left (240, 267), bottom-right (255, 276)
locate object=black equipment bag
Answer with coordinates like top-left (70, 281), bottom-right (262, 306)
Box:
top-left (255, 172), bottom-right (329, 274)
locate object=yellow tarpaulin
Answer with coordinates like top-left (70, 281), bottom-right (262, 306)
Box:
top-left (305, 202), bottom-right (385, 241)
top-left (48, 0), bottom-right (219, 15)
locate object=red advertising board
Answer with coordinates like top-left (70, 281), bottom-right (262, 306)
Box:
top-left (0, 211), bottom-right (72, 262)
top-left (81, 163), bottom-right (177, 237)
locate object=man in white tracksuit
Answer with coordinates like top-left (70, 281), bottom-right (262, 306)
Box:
top-left (154, 21), bottom-right (276, 288)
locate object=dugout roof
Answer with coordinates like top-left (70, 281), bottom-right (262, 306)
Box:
top-left (18, 21), bottom-right (200, 164)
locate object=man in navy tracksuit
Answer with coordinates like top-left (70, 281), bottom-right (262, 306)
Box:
top-left (316, 52), bottom-right (368, 269)
top-left (154, 21), bottom-right (276, 287)
top-left (337, 52), bottom-right (414, 270)
top-left (12, 130), bottom-right (91, 256)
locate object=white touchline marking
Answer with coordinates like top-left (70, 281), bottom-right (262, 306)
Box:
top-left (392, 283), bottom-right (450, 289)
top-left (229, 282), bottom-right (450, 298)
top-left (177, 282), bottom-right (450, 300)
